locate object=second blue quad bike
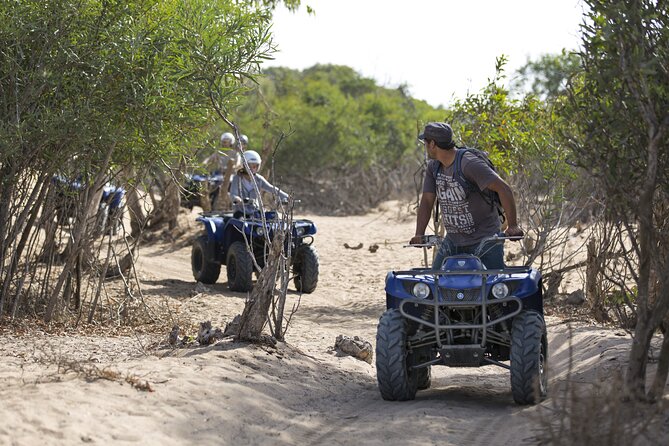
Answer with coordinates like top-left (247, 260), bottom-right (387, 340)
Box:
top-left (52, 175), bottom-right (126, 237)
top-left (181, 172), bottom-right (225, 210)
top-left (191, 205), bottom-right (319, 293)
top-left (376, 234), bottom-right (547, 405)
top-left (97, 184), bottom-right (126, 236)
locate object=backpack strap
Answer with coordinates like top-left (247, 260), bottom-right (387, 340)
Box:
top-left (425, 160), bottom-right (440, 227)
top-left (431, 148), bottom-right (476, 192)
top-left (453, 147), bottom-right (477, 193)
top-left (457, 147), bottom-right (506, 223)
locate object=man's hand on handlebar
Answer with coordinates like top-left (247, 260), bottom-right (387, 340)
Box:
top-left (409, 235), bottom-right (424, 245)
top-left (504, 224), bottom-right (524, 239)
top-left (408, 235), bottom-right (441, 247)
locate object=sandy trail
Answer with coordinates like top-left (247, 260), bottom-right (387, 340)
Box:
top-left (0, 202), bottom-right (666, 445)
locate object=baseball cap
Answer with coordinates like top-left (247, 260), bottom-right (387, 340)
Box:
top-left (418, 122), bottom-right (454, 147)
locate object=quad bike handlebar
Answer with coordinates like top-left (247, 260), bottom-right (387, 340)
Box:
top-left (406, 234), bottom-right (443, 248)
top-left (233, 197), bottom-right (300, 206)
top-left (407, 233), bottom-right (523, 253)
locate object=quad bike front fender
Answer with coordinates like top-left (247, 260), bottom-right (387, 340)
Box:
top-left (195, 216), bottom-right (226, 243)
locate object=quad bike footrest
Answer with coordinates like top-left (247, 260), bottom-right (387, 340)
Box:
top-left (439, 345), bottom-right (486, 367)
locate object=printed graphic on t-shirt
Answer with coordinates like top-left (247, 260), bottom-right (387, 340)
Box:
top-left (436, 170), bottom-right (475, 235)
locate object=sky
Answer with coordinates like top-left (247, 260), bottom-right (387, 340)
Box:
top-left (263, 0), bottom-right (587, 108)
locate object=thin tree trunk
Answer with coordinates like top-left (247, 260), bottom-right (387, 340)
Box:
top-left (237, 230), bottom-right (285, 340)
top-left (645, 260), bottom-right (669, 400)
top-left (148, 170), bottom-right (180, 229)
top-left (648, 325), bottom-right (669, 401)
top-left (213, 159), bottom-right (235, 211)
top-left (74, 252), bottom-right (82, 310)
top-left (624, 126), bottom-right (660, 399)
top-left (271, 210), bottom-right (294, 340)
top-left (625, 309), bottom-right (654, 399)
top-left (126, 184), bottom-right (147, 239)
top-left (163, 177), bottom-right (180, 230)
top-left (0, 162), bottom-right (16, 264)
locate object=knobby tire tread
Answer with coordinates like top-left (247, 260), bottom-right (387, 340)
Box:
top-left (192, 235), bottom-right (221, 284)
top-left (294, 245), bottom-right (319, 294)
top-left (226, 241), bottom-right (253, 292)
top-left (510, 310), bottom-right (548, 405)
top-left (375, 309), bottom-right (417, 401)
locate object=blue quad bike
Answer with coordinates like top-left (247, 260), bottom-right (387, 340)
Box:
top-left (181, 172), bottom-right (224, 210)
top-left (191, 205), bottom-right (319, 293)
top-left (97, 184), bottom-right (126, 235)
top-left (52, 175), bottom-right (126, 236)
top-left (376, 234), bottom-right (547, 405)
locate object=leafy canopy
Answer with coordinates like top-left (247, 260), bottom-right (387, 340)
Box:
top-left (0, 0), bottom-right (275, 175)
top-left (228, 64), bottom-right (444, 176)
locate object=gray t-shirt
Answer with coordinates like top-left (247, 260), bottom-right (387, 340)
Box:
top-left (422, 150), bottom-right (502, 246)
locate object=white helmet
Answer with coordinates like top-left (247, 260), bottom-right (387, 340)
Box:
top-left (220, 132), bottom-right (235, 147)
top-left (239, 134), bottom-right (249, 147)
top-left (243, 150), bottom-right (261, 167)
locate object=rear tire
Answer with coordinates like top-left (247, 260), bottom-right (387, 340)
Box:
top-left (226, 241), bottom-right (254, 292)
top-left (375, 309), bottom-right (418, 401)
top-left (191, 235), bottom-right (221, 284)
top-left (510, 310), bottom-right (548, 405)
top-left (293, 245), bottom-right (319, 293)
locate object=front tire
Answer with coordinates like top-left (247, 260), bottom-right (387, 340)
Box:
top-left (191, 235), bottom-right (221, 284)
top-left (414, 346), bottom-right (432, 390)
top-left (226, 241), bottom-right (254, 292)
top-left (107, 206), bottom-right (124, 236)
top-left (375, 309), bottom-right (418, 401)
top-left (293, 245), bottom-right (319, 293)
top-left (94, 203), bottom-right (109, 237)
top-left (510, 310), bottom-right (548, 405)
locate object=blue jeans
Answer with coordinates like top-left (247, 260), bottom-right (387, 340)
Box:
top-left (433, 238), bottom-right (505, 270)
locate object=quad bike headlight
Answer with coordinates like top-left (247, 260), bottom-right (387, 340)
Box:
top-left (412, 282), bottom-right (431, 299)
top-left (491, 283), bottom-right (509, 299)
top-left (295, 226), bottom-right (306, 236)
top-left (255, 227), bottom-right (265, 236)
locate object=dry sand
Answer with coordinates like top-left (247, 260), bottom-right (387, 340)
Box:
top-left (0, 201), bottom-right (667, 445)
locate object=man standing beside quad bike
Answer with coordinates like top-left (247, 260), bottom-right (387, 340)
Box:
top-left (373, 121), bottom-right (547, 405)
